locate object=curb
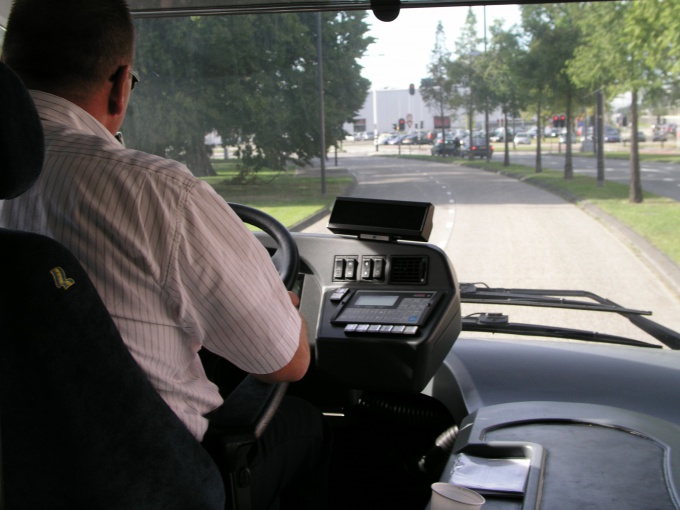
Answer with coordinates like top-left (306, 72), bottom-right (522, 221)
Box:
top-left (291, 208), bottom-right (331, 232)
top-left (580, 202), bottom-right (680, 300)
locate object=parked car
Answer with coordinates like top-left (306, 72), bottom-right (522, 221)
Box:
top-left (400, 133), bottom-right (429, 145)
top-left (526, 126), bottom-right (539, 138)
top-left (383, 133), bottom-right (403, 145)
top-left (584, 126), bottom-right (622, 143)
top-left (515, 131), bottom-right (532, 145)
top-left (604, 126), bottom-right (621, 143)
top-left (489, 127), bottom-right (514, 143)
top-left (431, 136), bottom-right (462, 156)
top-left (544, 127), bottom-right (560, 138)
top-left (653, 128), bottom-right (668, 142)
top-left (376, 133), bottom-right (393, 145)
top-left (461, 137), bottom-right (493, 159)
top-left (622, 131), bottom-right (647, 142)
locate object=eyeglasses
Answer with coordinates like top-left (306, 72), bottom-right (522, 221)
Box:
top-left (109, 66), bottom-right (140, 91)
top-left (129, 69), bottom-right (140, 91)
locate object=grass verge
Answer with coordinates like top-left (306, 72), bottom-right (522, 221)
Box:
top-left (201, 161), bottom-right (353, 228)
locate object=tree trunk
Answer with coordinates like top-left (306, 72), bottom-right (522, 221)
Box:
top-left (467, 106), bottom-right (474, 161)
top-left (503, 110), bottom-right (510, 166)
top-left (187, 137), bottom-right (216, 177)
top-left (629, 90), bottom-right (643, 203)
top-left (535, 95), bottom-right (543, 173)
top-left (564, 90), bottom-right (573, 180)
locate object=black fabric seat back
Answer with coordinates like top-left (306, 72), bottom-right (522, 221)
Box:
top-left (0, 61), bottom-right (224, 510)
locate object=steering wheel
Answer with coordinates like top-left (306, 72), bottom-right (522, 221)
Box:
top-left (228, 202), bottom-right (299, 291)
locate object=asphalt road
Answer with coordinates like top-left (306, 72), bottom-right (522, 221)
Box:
top-left (343, 141), bottom-right (680, 201)
top-left (303, 154), bottom-right (680, 346)
top-left (509, 151), bottom-right (680, 201)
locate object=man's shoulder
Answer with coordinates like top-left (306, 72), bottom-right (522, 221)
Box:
top-left (119, 147), bottom-right (196, 184)
top-left (97, 145), bottom-right (202, 201)
top-left (44, 126), bottom-right (197, 187)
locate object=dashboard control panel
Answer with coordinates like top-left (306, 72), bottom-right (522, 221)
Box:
top-left (256, 198), bottom-right (462, 393)
top-left (331, 290), bottom-right (442, 336)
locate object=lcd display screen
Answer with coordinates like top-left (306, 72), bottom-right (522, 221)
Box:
top-left (355, 294), bottom-right (399, 307)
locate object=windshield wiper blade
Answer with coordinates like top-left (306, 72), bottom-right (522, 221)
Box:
top-left (460, 283), bottom-right (680, 350)
top-left (460, 284), bottom-right (651, 315)
top-left (462, 315), bottom-right (662, 349)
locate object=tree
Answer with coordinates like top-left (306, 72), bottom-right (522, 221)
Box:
top-left (484, 20), bottom-right (526, 166)
top-left (124, 12), bottom-right (372, 177)
top-left (124, 17), bottom-right (221, 176)
top-left (568, 0), bottom-right (676, 202)
top-left (447, 7), bottom-right (484, 158)
top-left (314, 12), bottom-right (373, 160)
top-left (521, 4), bottom-right (582, 177)
top-left (420, 21), bottom-right (454, 145)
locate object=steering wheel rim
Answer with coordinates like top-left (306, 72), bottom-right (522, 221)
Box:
top-left (228, 203), bottom-right (299, 291)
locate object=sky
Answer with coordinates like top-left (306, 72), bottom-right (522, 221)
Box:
top-left (359, 4), bottom-right (522, 91)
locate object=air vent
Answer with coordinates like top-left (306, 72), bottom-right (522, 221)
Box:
top-left (389, 256), bottom-right (428, 285)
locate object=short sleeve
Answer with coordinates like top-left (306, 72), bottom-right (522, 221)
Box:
top-left (164, 180), bottom-right (301, 375)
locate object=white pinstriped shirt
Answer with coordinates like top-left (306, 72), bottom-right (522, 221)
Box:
top-left (0, 91), bottom-right (301, 440)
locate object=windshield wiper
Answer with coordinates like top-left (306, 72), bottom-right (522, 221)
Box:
top-left (460, 283), bottom-right (680, 350)
top-left (462, 313), bottom-right (661, 349)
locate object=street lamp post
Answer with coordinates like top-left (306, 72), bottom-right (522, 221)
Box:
top-left (316, 12), bottom-right (326, 196)
top-left (373, 89), bottom-right (379, 152)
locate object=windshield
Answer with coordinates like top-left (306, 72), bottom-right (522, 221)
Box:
top-left (7, 1), bottom-right (680, 346)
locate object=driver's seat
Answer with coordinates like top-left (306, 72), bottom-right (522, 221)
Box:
top-left (0, 61), bottom-right (277, 510)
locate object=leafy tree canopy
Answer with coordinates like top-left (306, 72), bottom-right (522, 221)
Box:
top-left (123, 12), bottom-right (372, 176)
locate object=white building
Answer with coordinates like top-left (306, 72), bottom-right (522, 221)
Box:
top-left (345, 87), bottom-right (498, 136)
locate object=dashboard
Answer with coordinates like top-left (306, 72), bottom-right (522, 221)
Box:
top-left (257, 231), bottom-right (462, 393)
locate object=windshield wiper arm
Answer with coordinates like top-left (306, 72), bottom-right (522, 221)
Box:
top-left (460, 283), bottom-right (680, 350)
top-left (460, 284), bottom-right (651, 315)
top-left (462, 314), bottom-right (662, 349)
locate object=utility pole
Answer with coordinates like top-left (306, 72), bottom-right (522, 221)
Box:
top-left (484, 5), bottom-right (490, 160)
top-left (316, 12), bottom-right (326, 196)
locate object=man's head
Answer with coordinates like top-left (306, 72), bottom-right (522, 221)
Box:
top-left (2, 0), bottom-right (136, 133)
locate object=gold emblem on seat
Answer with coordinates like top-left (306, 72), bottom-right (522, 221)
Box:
top-left (50, 267), bottom-right (75, 290)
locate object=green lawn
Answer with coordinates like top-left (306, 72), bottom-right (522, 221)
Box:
top-left (201, 161), bottom-right (353, 228)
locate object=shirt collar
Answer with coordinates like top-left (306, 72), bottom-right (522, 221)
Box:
top-left (29, 90), bottom-right (120, 146)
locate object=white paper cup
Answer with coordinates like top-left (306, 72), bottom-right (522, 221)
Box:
top-left (430, 483), bottom-right (486, 510)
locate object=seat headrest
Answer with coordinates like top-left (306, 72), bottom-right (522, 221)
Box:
top-left (0, 61), bottom-right (45, 200)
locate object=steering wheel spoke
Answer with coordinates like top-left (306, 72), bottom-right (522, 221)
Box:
top-left (228, 202), bottom-right (299, 290)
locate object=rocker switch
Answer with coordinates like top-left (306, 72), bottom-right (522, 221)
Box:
top-left (344, 258), bottom-right (357, 280)
top-left (361, 258), bottom-right (373, 279)
top-left (333, 258), bottom-right (346, 279)
top-left (373, 258), bottom-right (385, 280)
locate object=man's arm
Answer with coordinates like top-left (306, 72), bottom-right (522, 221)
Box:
top-left (252, 291), bottom-right (310, 384)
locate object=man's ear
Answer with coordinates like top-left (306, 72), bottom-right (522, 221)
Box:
top-left (108, 65), bottom-right (129, 116)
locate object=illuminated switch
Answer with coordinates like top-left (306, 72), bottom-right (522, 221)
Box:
top-left (345, 258), bottom-right (357, 280)
top-left (361, 258), bottom-right (373, 279)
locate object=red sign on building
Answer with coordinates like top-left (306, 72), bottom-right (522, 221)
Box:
top-left (434, 116), bottom-right (450, 129)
